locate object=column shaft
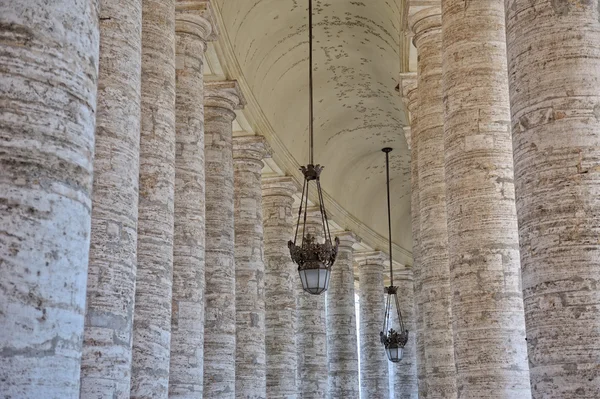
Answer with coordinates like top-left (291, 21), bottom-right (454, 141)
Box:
top-left (442, 0), bottom-right (531, 396)
top-left (296, 211), bottom-right (328, 399)
top-left (169, 3), bottom-right (215, 397)
top-left (410, 9), bottom-right (457, 398)
top-left (505, 1), bottom-right (600, 397)
top-left (263, 177), bottom-right (300, 399)
top-left (357, 252), bottom-right (390, 399)
top-left (326, 233), bottom-right (360, 399)
top-left (234, 136), bottom-right (269, 399)
top-left (0, 1), bottom-right (99, 397)
top-left (80, 1), bottom-right (141, 397)
top-left (130, 0), bottom-right (176, 397)
top-left (203, 81), bottom-right (245, 398)
top-left (391, 270), bottom-right (418, 399)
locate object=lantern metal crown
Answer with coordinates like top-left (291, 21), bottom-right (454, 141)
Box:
top-left (287, 0), bottom-right (339, 295)
top-left (379, 148), bottom-right (409, 362)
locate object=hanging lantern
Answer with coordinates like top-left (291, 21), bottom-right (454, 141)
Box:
top-left (379, 147), bottom-right (409, 362)
top-left (287, 0), bottom-right (339, 295)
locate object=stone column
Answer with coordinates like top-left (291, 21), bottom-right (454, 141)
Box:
top-left (233, 135), bottom-right (270, 399)
top-left (442, 0), bottom-right (531, 396)
top-left (203, 80), bottom-right (245, 398)
top-left (0, 1), bottom-right (99, 397)
top-left (130, 0), bottom-right (176, 397)
top-left (262, 177), bottom-right (300, 399)
top-left (410, 9), bottom-right (457, 399)
top-left (168, 2), bottom-right (216, 398)
top-left (400, 73), bottom-right (427, 398)
top-left (296, 210), bottom-right (329, 399)
top-left (389, 269), bottom-right (418, 399)
top-left (505, 2), bottom-right (600, 397)
top-left (357, 252), bottom-right (390, 399)
top-left (79, 0), bottom-right (141, 397)
top-left (326, 232), bottom-right (360, 399)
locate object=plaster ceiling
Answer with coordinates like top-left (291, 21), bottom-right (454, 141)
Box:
top-left (213, 0), bottom-right (413, 256)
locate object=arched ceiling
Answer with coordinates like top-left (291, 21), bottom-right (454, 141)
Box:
top-left (213, 0), bottom-right (412, 256)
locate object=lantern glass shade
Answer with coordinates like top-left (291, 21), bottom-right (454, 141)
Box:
top-left (298, 262), bottom-right (331, 295)
top-left (386, 346), bottom-right (404, 363)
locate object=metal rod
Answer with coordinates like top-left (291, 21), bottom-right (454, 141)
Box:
top-left (308, 0), bottom-right (314, 165)
top-left (383, 148), bottom-right (393, 286)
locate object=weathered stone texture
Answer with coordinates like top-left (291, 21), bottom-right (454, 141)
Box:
top-left (296, 211), bottom-right (329, 399)
top-left (203, 80), bottom-right (245, 398)
top-left (0, 1), bottom-right (99, 397)
top-left (505, 1), bottom-right (600, 397)
top-left (263, 177), bottom-right (300, 399)
top-left (410, 9), bottom-right (457, 399)
top-left (442, 0), bottom-right (531, 396)
top-left (390, 270), bottom-right (418, 399)
top-left (79, 1), bottom-right (141, 397)
top-left (357, 252), bottom-right (390, 399)
top-left (233, 136), bottom-right (270, 399)
top-left (401, 74), bottom-right (427, 399)
top-left (130, 1), bottom-right (176, 397)
top-left (326, 232), bottom-right (360, 399)
top-left (168, 3), bottom-right (215, 398)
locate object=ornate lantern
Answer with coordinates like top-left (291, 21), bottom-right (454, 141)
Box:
top-left (287, 0), bottom-right (339, 295)
top-left (379, 148), bottom-right (409, 362)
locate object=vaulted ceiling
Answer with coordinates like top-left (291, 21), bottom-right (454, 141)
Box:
top-left (212, 0), bottom-right (413, 261)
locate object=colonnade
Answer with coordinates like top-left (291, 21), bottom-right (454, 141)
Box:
top-left (404, 1), bottom-right (600, 398)
top-left (0, 1), bottom-right (415, 398)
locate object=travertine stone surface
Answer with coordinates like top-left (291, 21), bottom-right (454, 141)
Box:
top-left (410, 9), bottom-right (457, 399)
top-left (0, 1), bottom-right (99, 397)
top-left (130, 1), bottom-right (176, 397)
top-left (233, 136), bottom-right (270, 399)
top-left (262, 177), bottom-right (300, 399)
top-left (296, 210), bottom-right (329, 399)
top-left (505, 2), bottom-right (600, 397)
top-left (79, 1), bottom-right (141, 397)
top-left (357, 252), bottom-right (390, 399)
top-left (401, 74), bottom-right (427, 399)
top-left (203, 80), bottom-right (245, 398)
top-left (326, 232), bottom-right (360, 399)
top-left (442, 0), bottom-right (531, 396)
top-left (169, 2), bottom-right (216, 398)
top-left (390, 269), bottom-right (418, 399)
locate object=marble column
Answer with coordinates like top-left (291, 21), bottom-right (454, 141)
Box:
top-left (357, 252), bottom-right (390, 399)
top-left (263, 177), bottom-right (300, 399)
top-left (400, 73), bottom-right (427, 399)
top-left (441, 0), bottom-right (531, 396)
top-left (296, 210), bottom-right (328, 399)
top-left (168, 2), bottom-right (216, 398)
top-left (79, 0), bottom-right (141, 397)
top-left (233, 135), bottom-right (270, 399)
top-left (410, 9), bottom-right (457, 399)
top-left (326, 232), bottom-right (360, 399)
top-left (389, 268), bottom-right (418, 399)
top-left (130, 0), bottom-right (176, 397)
top-left (505, 2), bottom-right (600, 397)
top-left (203, 80), bottom-right (245, 398)
top-left (0, 1), bottom-right (99, 397)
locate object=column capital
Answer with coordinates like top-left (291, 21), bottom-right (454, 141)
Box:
top-left (355, 251), bottom-right (387, 266)
top-left (336, 231), bottom-right (361, 249)
top-left (409, 7), bottom-right (442, 48)
top-left (262, 176), bottom-right (300, 198)
top-left (205, 80), bottom-right (247, 111)
top-left (233, 135), bottom-right (272, 162)
top-left (176, 1), bottom-right (218, 42)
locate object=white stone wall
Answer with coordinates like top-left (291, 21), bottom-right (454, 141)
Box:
top-left (0, 1), bottom-right (99, 397)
